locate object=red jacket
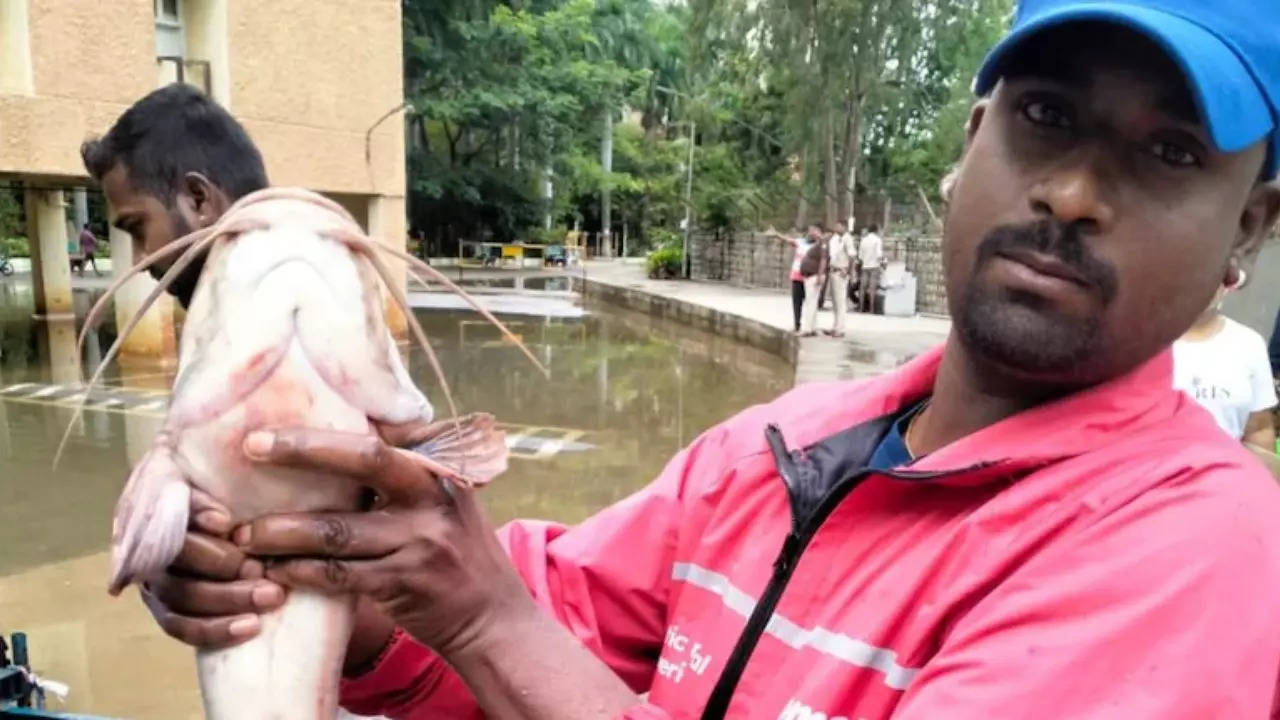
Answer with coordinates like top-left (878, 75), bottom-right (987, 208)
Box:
top-left (341, 344), bottom-right (1280, 719)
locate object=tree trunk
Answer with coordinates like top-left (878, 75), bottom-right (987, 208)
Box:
top-left (543, 165), bottom-right (554, 230)
top-left (600, 108), bottom-right (614, 258)
top-left (793, 143), bottom-right (810, 230)
top-left (510, 120), bottom-right (521, 171)
top-left (841, 92), bottom-right (863, 228)
top-left (823, 112), bottom-right (838, 228)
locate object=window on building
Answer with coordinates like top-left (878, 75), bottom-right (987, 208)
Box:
top-left (155, 0), bottom-right (184, 59)
top-left (155, 0), bottom-right (214, 96)
top-left (0, 0), bottom-right (34, 96)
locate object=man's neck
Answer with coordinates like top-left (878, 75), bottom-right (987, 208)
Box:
top-left (908, 338), bottom-right (1067, 457)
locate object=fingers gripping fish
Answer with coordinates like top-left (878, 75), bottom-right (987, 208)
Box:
top-left (62, 187), bottom-right (547, 719)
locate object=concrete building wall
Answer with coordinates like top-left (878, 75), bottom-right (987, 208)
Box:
top-left (1, 0), bottom-right (405, 197)
top-left (0, 0), bottom-right (408, 348)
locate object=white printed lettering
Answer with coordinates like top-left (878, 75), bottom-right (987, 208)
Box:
top-left (656, 625), bottom-right (715, 685)
top-left (777, 698), bottom-right (849, 720)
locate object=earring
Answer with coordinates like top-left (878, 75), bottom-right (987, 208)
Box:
top-left (1229, 267), bottom-right (1248, 291)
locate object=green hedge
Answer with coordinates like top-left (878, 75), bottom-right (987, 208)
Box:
top-left (646, 246), bottom-right (683, 279)
top-left (2, 237), bottom-right (29, 258)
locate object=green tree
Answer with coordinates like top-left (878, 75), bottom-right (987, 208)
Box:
top-left (689, 0), bottom-right (1012, 229)
top-left (402, 0), bottom-right (639, 247)
top-left (0, 188), bottom-right (21, 241)
top-left (400, 0), bottom-right (1010, 253)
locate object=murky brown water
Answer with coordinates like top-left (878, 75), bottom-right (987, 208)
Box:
top-left (0, 278), bottom-right (792, 718)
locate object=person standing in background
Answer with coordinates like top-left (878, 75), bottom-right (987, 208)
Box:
top-left (858, 223), bottom-right (883, 312)
top-left (1173, 271), bottom-right (1277, 450)
top-left (78, 222), bottom-right (102, 277)
top-left (826, 221), bottom-right (857, 337)
top-left (767, 225), bottom-right (814, 332)
top-left (795, 224), bottom-right (827, 336)
top-left (816, 228), bottom-right (833, 312)
top-left (1268, 305), bottom-right (1280, 380)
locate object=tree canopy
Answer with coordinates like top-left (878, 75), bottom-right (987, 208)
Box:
top-left (401, 0), bottom-right (1012, 255)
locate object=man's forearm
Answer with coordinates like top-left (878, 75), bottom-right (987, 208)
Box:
top-left (447, 608), bottom-right (639, 720)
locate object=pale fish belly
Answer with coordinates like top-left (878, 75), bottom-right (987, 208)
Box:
top-left (176, 328), bottom-right (375, 719)
top-left (198, 591), bottom-right (355, 720)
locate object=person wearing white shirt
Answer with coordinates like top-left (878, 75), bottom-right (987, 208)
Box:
top-left (1172, 275), bottom-right (1277, 449)
top-left (858, 223), bottom-right (884, 313)
top-left (826, 221), bottom-right (858, 337)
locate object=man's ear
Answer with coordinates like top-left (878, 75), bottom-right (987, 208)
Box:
top-left (1235, 180), bottom-right (1280, 265)
top-left (963, 99), bottom-right (989, 153)
top-left (177, 171), bottom-right (231, 231)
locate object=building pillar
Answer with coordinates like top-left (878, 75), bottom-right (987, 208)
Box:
top-left (37, 316), bottom-right (85, 441)
top-left (184, 0), bottom-right (231, 106)
top-left (25, 189), bottom-right (73, 319)
top-left (43, 317), bottom-right (80, 387)
top-left (118, 353), bottom-right (172, 466)
top-left (108, 217), bottom-right (177, 360)
top-left (72, 188), bottom-right (89, 232)
top-left (368, 194), bottom-right (409, 340)
top-left (0, 364), bottom-right (10, 460)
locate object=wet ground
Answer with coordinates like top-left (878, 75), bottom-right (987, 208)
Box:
top-left (0, 275), bottom-right (791, 718)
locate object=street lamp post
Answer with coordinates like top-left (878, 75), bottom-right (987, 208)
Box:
top-left (654, 85), bottom-right (782, 280)
top-left (682, 120), bottom-right (695, 279)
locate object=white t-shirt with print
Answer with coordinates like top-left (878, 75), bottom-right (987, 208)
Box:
top-left (1172, 317), bottom-right (1278, 440)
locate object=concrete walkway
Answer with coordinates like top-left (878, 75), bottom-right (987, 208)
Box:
top-left (579, 260), bottom-right (951, 384)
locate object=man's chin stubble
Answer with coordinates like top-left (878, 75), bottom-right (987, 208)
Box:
top-left (956, 287), bottom-right (1100, 377)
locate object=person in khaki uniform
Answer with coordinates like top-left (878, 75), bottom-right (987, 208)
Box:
top-left (826, 221), bottom-right (858, 337)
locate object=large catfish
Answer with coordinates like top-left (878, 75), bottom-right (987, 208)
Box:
top-left (62, 187), bottom-right (543, 719)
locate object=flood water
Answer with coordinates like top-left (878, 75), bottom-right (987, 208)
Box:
top-left (0, 275), bottom-right (792, 718)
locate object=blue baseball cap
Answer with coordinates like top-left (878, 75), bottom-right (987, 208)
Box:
top-left (973, 0), bottom-right (1280, 178)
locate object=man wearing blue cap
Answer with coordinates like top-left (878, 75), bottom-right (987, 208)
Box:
top-left (138, 1), bottom-right (1280, 718)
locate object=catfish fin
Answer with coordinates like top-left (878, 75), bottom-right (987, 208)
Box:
top-left (406, 413), bottom-right (508, 487)
top-left (109, 446), bottom-right (191, 596)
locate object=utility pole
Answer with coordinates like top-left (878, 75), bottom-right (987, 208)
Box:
top-left (682, 120), bottom-right (695, 279)
top-left (601, 109), bottom-right (614, 258)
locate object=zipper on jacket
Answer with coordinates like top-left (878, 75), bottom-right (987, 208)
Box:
top-left (698, 425), bottom-right (867, 720)
top-left (698, 528), bottom-right (807, 720)
top-left (696, 422), bottom-right (988, 719)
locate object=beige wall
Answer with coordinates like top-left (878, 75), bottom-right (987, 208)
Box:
top-left (0, 0), bottom-right (406, 201)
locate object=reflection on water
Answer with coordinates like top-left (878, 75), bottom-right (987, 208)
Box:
top-left (0, 278), bottom-right (791, 718)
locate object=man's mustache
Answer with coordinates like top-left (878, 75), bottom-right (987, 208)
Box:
top-left (975, 220), bottom-right (1118, 304)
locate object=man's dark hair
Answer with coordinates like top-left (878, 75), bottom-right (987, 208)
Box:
top-left (867, 223), bottom-right (880, 233)
top-left (81, 83), bottom-right (268, 204)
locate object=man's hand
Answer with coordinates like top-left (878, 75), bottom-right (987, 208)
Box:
top-left (139, 488), bottom-right (286, 649)
top-left (235, 425), bottom-right (538, 662)
top-left (135, 419), bottom-right (428, 662)
top-left (236, 425), bottom-right (640, 718)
